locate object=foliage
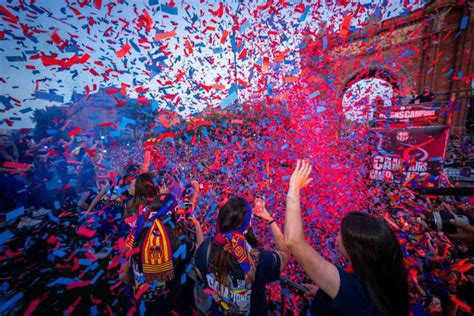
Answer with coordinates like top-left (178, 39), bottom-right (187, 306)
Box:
top-left (31, 106), bottom-right (68, 142)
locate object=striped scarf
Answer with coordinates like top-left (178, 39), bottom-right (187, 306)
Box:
top-left (134, 194), bottom-right (178, 282)
top-left (141, 217), bottom-right (174, 281)
top-left (214, 200), bottom-right (253, 276)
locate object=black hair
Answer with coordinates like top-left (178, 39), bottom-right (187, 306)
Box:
top-left (341, 212), bottom-right (410, 316)
top-left (126, 173), bottom-right (157, 217)
top-left (209, 197), bottom-right (260, 284)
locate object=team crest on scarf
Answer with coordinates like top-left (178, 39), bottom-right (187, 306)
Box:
top-left (141, 218), bottom-right (174, 281)
top-left (215, 232), bottom-right (252, 275)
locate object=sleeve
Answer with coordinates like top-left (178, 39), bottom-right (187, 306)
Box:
top-left (184, 237), bottom-right (196, 263)
top-left (194, 239), bottom-right (209, 282)
top-left (256, 249), bottom-right (281, 284)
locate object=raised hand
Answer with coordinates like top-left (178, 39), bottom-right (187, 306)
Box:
top-left (289, 159), bottom-right (313, 191)
top-left (254, 198), bottom-right (273, 222)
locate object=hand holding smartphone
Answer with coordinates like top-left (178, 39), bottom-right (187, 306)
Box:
top-left (253, 195), bottom-right (273, 222)
top-left (254, 195), bottom-right (265, 216)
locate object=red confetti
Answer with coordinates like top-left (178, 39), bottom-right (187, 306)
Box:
top-left (68, 127), bottom-right (81, 137)
top-left (154, 30), bottom-right (176, 41)
top-left (77, 227), bottom-right (96, 238)
top-left (24, 298), bottom-right (40, 316)
top-left (115, 43), bottom-right (131, 58)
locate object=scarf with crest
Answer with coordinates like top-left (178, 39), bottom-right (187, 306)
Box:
top-left (214, 200), bottom-right (253, 276)
top-left (128, 194), bottom-right (178, 282)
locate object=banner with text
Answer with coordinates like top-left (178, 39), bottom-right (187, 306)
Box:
top-left (369, 126), bottom-right (449, 183)
top-left (374, 103), bottom-right (441, 127)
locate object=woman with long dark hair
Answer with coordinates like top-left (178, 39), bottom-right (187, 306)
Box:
top-left (125, 172), bottom-right (157, 218)
top-left (195, 196), bottom-right (290, 315)
top-left (284, 160), bottom-right (409, 316)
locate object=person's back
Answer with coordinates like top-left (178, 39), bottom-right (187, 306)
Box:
top-left (124, 194), bottom-right (197, 315)
top-left (309, 266), bottom-right (379, 316)
top-left (284, 160), bottom-right (410, 316)
top-left (195, 237), bottom-right (281, 315)
top-left (195, 196), bottom-right (290, 315)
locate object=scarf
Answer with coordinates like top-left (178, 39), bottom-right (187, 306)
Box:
top-left (214, 200), bottom-right (253, 275)
top-left (134, 194), bottom-right (178, 282)
top-left (141, 217), bottom-right (174, 281)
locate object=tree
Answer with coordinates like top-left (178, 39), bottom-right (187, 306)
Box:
top-left (31, 106), bottom-right (68, 142)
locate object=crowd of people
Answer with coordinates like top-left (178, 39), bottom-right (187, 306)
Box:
top-left (444, 133), bottom-right (474, 169)
top-left (0, 105), bottom-right (473, 315)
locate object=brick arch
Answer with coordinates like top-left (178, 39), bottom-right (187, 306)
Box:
top-left (299, 0), bottom-right (472, 132)
top-left (341, 68), bottom-right (400, 96)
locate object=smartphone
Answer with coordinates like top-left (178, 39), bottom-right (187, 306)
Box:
top-left (280, 277), bottom-right (308, 293)
top-left (254, 195), bottom-right (266, 216)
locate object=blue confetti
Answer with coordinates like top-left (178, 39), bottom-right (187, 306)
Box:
top-left (34, 91), bottom-right (64, 103)
top-left (0, 292), bottom-right (23, 314)
top-left (220, 92), bottom-right (237, 109)
top-left (5, 207), bottom-right (24, 221)
top-left (161, 4), bottom-right (177, 15)
top-left (309, 91), bottom-right (320, 99)
top-left (90, 270), bottom-right (104, 284)
top-left (119, 117), bottom-right (136, 130)
top-left (459, 16), bottom-right (468, 30)
top-left (300, 5), bottom-right (310, 22)
top-left (47, 278), bottom-right (78, 287)
top-left (173, 244), bottom-right (186, 260)
top-left (0, 230), bottom-right (14, 244)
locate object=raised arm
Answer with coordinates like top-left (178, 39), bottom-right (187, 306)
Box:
top-left (141, 149), bottom-right (151, 173)
top-left (190, 216), bottom-right (204, 248)
top-left (255, 200), bottom-right (290, 272)
top-left (190, 180), bottom-right (200, 211)
top-left (284, 160), bottom-right (341, 299)
top-left (86, 185), bottom-right (109, 212)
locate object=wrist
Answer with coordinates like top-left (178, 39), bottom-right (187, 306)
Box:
top-left (288, 185), bottom-right (300, 195)
top-left (267, 218), bottom-right (275, 225)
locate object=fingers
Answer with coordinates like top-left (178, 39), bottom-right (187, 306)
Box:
top-left (299, 161), bottom-right (312, 180)
top-left (291, 159), bottom-right (313, 189)
top-left (295, 160), bottom-right (312, 174)
top-left (447, 233), bottom-right (468, 240)
top-left (305, 163), bottom-right (312, 177)
top-left (450, 219), bottom-right (468, 229)
top-left (295, 159), bottom-right (301, 171)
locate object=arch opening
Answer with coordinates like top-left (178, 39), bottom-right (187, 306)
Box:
top-left (342, 68), bottom-right (399, 123)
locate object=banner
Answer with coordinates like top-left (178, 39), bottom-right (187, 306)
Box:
top-left (369, 126), bottom-right (449, 183)
top-left (373, 103), bottom-right (441, 127)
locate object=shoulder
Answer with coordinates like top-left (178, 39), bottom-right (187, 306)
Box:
top-left (254, 248), bottom-right (281, 284)
top-left (335, 267), bottom-right (367, 296)
top-left (257, 248), bottom-right (281, 267)
top-left (195, 238), bottom-right (211, 266)
top-left (331, 267), bottom-right (377, 314)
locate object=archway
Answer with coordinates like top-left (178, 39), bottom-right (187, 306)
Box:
top-left (342, 68), bottom-right (399, 123)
